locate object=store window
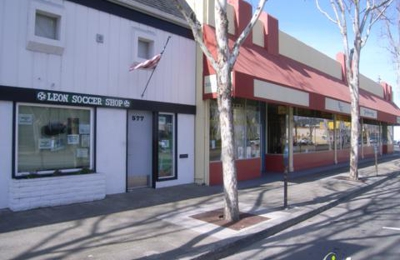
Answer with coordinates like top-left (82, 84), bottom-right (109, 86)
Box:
top-left (382, 124), bottom-right (393, 145)
top-left (335, 115), bottom-right (351, 150)
top-left (210, 99), bottom-right (260, 161)
top-left (292, 108), bottom-right (334, 153)
top-left (267, 104), bottom-right (287, 154)
top-left (16, 104), bottom-right (93, 176)
top-left (362, 121), bottom-right (380, 146)
top-left (158, 113), bottom-right (176, 179)
top-left (387, 125), bottom-right (394, 144)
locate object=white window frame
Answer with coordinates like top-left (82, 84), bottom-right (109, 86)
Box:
top-left (26, 0), bottom-right (66, 55)
top-left (138, 38), bottom-right (153, 59)
top-left (132, 28), bottom-right (156, 62)
top-left (15, 103), bottom-right (94, 177)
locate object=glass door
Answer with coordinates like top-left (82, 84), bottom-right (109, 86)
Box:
top-left (157, 113), bottom-right (176, 180)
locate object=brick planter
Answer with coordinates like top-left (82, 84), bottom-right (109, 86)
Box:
top-left (9, 173), bottom-right (106, 211)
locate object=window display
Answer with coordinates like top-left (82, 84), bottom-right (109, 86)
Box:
top-left (158, 113), bottom-right (175, 179)
top-left (334, 116), bottom-right (351, 150)
top-left (16, 104), bottom-right (92, 176)
top-left (362, 122), bottom-right (380, 146)
top-left (210, 99), bottom-right (261, 161)
top-left (267, 104), bottom-right (286, 154)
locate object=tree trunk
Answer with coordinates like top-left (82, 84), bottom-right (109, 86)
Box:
top-left (217, 68), bottom-right (239, 222)
top-left (396, 59), bottom-right (400, 104)
top-left (315, 0), bottom-right (393, 181)
top-left (349, 80), bottom-right (360, 180)
top-left (349, 47), bottom-right (361, 181)
top-left (174, 0), bottom-right (267, 223)
top-left (215, 0), bottom-right (239, 222)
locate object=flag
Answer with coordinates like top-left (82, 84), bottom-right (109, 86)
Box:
top-left (129, 54), bottom-right (161, 71)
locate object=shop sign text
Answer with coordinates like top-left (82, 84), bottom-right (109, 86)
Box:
top-left (37, 91), bottom-right (131, 108)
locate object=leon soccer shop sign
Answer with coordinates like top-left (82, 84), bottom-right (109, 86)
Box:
top-left (36, 91), bottom-right (131, 108)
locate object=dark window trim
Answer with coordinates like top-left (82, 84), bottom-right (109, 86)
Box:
top-left (12, 102), bottom-right (16, 178)
top-left (93, 107), bottom-right (97, 173)
top-left (66, 0), bottom-right (193, 40)
top-left (153, 112), bottom-right (178, 183)
top-left (125, 110), bottom-right (129, 192)
top-left (152, 112), bottom-right (158, 188)
top-left (12, 102), bottom-right (96, 178)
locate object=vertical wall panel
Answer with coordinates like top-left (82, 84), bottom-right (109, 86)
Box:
top-left (85, 8), bottom-right (99, 94)
top-left (32, 52), bottom-right (47, 89)
top-left (47, 55), bottom-right (62, 90)
top-left (116, 19), bottom-right (131, 97)
top-left (61, 2), bottom-right (76, 90)
top-left (96, 108), bottom-right (127, 194)
top-left (72, 4), bottom-right (88, 93)
top-left (0, 0), bottom-right (20, 85)
top-left (97, 13), bottom-right (110, 93)
top-left (17, 1), bottom-right (33, 89)
top-left (108, 15), bottom-right (120, 96)
top-left (0, 0), bottom-right (4, 82)
top-left (0, 101), bottom-right (13, 209)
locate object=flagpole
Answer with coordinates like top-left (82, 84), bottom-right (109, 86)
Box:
top-left (141, 36), bottom-right (171, 98)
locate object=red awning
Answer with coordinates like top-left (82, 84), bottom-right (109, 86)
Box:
top-left (202, 25), bottom-right (400, 124)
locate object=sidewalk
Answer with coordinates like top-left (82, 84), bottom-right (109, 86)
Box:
top-left (0, 154), bottom-right (399, 260)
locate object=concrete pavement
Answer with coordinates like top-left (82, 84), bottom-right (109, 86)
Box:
top-left (0, 154), bottom-right (399, 260)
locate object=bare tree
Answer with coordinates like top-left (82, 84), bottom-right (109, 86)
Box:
top-left (382, 1), bottom-right (400, 102)
top-left (174, 0), bottom-right (267, 222)
top-left (316, 0), bottom-right (393, 180)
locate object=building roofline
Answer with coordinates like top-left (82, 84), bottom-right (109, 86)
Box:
top-left (107, 0), bottom-right (190, 29)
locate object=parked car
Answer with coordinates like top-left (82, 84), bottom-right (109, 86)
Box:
top-left (299, 138), bottom-right (313, 145)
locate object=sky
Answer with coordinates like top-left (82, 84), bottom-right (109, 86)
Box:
top-left (247, 0), bottom-right (400, 139)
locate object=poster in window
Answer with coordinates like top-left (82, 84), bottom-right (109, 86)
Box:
top-left (68, 118), bottom-right (79, 134)
top-left (160, 140), bottom-right (169, 148)
top-left (51, 138), bottom-right (65, 151)
top-left (237, 146), bottom-right (244, 159)
top-left (246, 146), bottom-right (252, 158)
top-left (39, 138), bottom-right (52, 149)
top-left (79, 124), bottom-right (90, 134)
top-left (18, 114), bottom-right (33, 125)
top-left (76, 148), bottom-right (88, 158)
top-left (81, 134), bottom-right (90, 147)
top-left (67, 134), bottom-right (80, 145)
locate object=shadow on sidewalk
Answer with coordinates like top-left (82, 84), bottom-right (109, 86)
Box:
top-left (1, 154), bottom-right (399, 236)
top-left (0, 184), bottom-right (223, 233)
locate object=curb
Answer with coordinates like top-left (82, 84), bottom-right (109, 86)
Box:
top-left (193, 170), bottom-right (400, 260)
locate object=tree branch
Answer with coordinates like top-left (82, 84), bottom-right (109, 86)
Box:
top-left (173, 0), bottom-right (219, 71)
top-left (229, 0), bottom-right (268, 66)
top-left (316, 0), bottom-right (339, 24)
top-left (361, 0), bottom-right (394, 47)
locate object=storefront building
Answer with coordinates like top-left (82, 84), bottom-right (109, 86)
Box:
top-left (0, 0), bottom-right (196, 210)
top-left (1, 0), bottom-right (399, 211)
top-left (187, 0), bottom-right (400, 186)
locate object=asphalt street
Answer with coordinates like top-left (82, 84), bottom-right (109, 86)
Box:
top-left (222, 175), bottom-right (400, 260)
